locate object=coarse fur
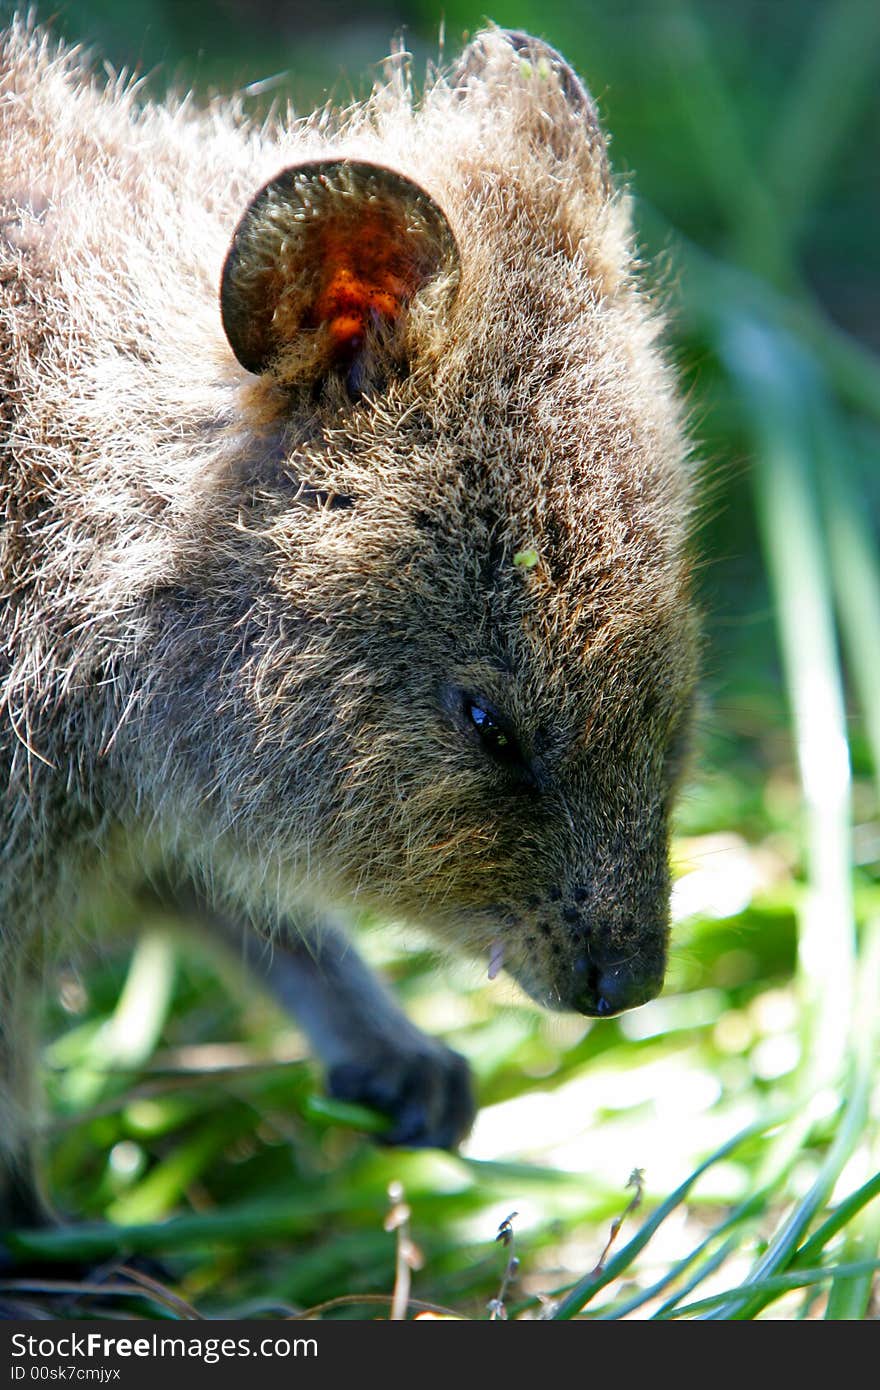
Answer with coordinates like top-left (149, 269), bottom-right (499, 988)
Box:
top-left (0, 17), bottom-right (698, 1213)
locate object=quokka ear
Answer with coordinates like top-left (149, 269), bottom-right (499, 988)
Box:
top-left (220, 161), bottom-right (460, 385)
top-left (448, 28), bottom-right (611, 195)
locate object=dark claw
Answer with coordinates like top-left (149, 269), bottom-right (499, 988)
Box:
top-left (328, 1045), bottom-right (475, 1150)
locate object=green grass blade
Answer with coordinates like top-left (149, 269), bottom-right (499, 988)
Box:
top-left (57, 929), bottom-right (177, 1110)
top-left (663, 1260), bottom-right (880, 1318)
top-left (547, 1113), bottom-right (785, 1319)
top-left (721, 322), bottom-right (855, 1092)
top-left (823, 438), bottom-right (880, 799)
top-left (661, 0), bottom-right (791, 285)
top-left (795, 1166), bottom-right (880, 1270)
top-left (766, 0), bottom-right (880, 238)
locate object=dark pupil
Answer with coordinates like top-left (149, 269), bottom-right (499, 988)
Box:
top-left (468, 703), bottom-right (511, 752)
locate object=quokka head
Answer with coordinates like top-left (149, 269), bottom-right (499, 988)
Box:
top-left (178, 28), bottom-right (699, 1019)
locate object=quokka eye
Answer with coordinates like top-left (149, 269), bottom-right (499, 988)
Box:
top-left (465, 699), bottom-right (522, 766)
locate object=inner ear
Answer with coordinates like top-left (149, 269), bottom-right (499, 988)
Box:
top-left (220, 161), bottom-right (460, 381)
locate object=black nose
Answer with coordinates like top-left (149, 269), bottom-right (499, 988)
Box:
top-left (570, 953), bottom-right (663, 1018)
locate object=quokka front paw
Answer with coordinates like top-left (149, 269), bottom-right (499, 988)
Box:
top-left (328, 1042), bottom-right (475, 1150)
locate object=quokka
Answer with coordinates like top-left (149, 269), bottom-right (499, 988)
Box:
top-left (0, 19), bottom-right (698, 1232)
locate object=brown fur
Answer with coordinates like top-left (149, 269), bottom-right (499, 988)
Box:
top-left (0, 19), bottom-right (698, 1196)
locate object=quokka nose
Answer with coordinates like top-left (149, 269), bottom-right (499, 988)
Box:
top-left (570, 953), bottom-right (664, 1018)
